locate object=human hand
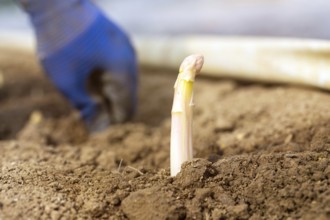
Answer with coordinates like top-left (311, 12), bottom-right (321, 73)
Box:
top-left (18, 0), bottom-right (138, 132)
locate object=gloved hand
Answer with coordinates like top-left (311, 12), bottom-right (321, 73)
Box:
top-left (18, 0), bottom-right (138, 132)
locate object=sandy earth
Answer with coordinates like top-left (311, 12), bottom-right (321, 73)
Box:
top-left (0, 49), bottom-right (329, 219)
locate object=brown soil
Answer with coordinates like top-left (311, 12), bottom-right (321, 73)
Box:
top-left (0, 48), bottom-right (329, 220)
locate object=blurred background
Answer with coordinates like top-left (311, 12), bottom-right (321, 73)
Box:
top-left (0, 0), bottom-right (330, 39)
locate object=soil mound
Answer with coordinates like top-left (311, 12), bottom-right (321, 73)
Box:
top-left (0, 49), bottom-right (329, 219)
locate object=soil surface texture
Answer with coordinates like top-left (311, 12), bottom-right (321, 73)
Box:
top-left (0, 49), bottom-right (329, 219)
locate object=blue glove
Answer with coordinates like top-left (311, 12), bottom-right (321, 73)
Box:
top-left (18, 0), bottom-right (138, 132)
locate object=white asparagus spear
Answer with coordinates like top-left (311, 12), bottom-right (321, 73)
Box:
top-left (170, 54), bottom-right (204, 177)
top-left (133, 36), bottom-right (330, 90)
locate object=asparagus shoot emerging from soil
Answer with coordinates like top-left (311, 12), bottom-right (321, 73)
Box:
top-left (170, 54), bottom-right (204, 176)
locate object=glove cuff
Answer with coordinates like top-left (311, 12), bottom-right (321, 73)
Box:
top-left (21, 0), bottom-right (100, 58)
